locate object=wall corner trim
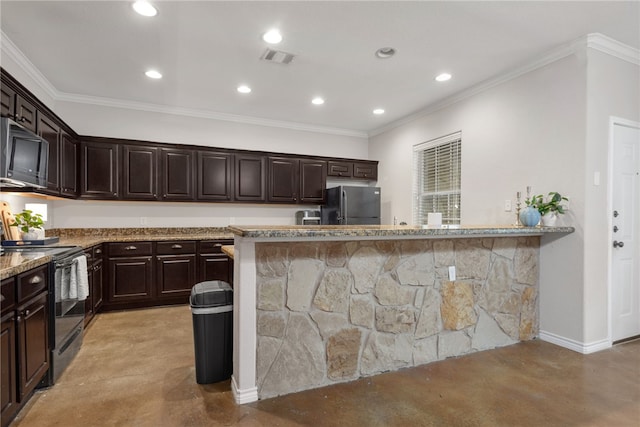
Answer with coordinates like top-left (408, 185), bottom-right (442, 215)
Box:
top-left (539, 330), bottom-right (611, 354)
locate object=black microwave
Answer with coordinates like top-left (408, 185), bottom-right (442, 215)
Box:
top-left (0, 117), bottom-right (48, 188)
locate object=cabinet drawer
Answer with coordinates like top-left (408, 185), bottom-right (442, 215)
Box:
top-left (156, 241), bottom-right (196, 255)
top-left (1, 277), bottom-right (16, 314)
top-left (108, 242), bottom-right (153, 257)
top-left (198, 240), bottom-right (233, 254)
top-left (17, 265), bottom-right (48, 304)
top-left (327, 161), bottom-right (353, 178)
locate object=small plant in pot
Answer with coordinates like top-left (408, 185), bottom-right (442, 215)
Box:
top-left (10, 209), bottom-right (45, 240)
top-left (530, 192), bottom-right (568, 226)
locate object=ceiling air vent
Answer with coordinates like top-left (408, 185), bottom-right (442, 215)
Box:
top-left (260, 48), bottom-right (295, 65)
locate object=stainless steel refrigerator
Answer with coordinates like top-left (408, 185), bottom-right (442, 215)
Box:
top-left (321, 186), bottom-right (381, 225)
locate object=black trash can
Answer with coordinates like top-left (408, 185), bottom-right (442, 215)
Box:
top-left (190, 280), bottom-right (233, 384)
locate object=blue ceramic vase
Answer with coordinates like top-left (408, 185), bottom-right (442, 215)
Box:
top-left (519, 206), bottom-right (541, 227)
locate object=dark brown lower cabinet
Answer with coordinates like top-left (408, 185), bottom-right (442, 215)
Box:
top-left (0, 312), bottom-right (17, 426)
top-left (1, 266), bottom-right (49, 427)
top-left (17, 292), bottom-right (49, 401)
top-left (107, 256), bottom-right (154, 305)
top-left (84, 245), bottom-right (104, 326)
top-left (103, 240), bottom-right (230, 311)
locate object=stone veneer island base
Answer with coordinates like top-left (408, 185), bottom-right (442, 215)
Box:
top-left (228, 225), bottom-right (574, 403)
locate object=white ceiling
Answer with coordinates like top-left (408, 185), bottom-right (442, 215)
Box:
top-left (1, 1), bottom-right (639, 136)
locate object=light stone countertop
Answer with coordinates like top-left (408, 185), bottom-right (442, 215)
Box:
top-left (228, 224), bottom-right (575, 239)
top-left (1, 228), bottom-right (234, 280)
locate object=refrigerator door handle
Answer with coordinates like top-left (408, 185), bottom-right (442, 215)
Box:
top-left (342, 189), bottom-right (348, 225)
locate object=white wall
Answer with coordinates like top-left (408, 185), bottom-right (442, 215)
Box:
top-left (1, 53), bottom-right (370, 228)
top-left (583, 50), bottom-right (640, 344)
top-left (370, 52), bottom-right (588, 344)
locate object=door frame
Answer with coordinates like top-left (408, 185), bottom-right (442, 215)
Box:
top-left (607, 116), bottom-right (640, 345)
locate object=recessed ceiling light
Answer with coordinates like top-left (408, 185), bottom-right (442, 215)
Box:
top-left (375, 47), bottom-right (396, 59)
top-left (132, 1), bottom-right (157, 17)
top-left (435, 73), bottom-right (452, 82)
top-left (263, 29), bottom-right (283, 44)
top-left (145, 70), bottom-right (162, 79)
top-left (311, 97), bottom-right (325, 105)
top-left (237, 85), bottom-right (252, 94)
top-left (373, 109), bottom-right (385, 115)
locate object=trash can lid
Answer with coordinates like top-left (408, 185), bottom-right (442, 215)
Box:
top-left (190, 281), bottom-right (233, 308)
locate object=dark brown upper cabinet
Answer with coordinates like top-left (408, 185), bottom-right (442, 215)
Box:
top-left (268, 157), bottom-right (327, 204)
top-left (327, 161), bottom-right (353, 178)
top-left (328, 160), bottom-right (377, 181)
top-left (1, 84), bottom-right (16, 118)
top-left (268, 156), bottom-right (299, 203)
top-left (37, 114), bottom-right (61, 194)
top-left (353, 161), bottom-right (378, 180)
top-left (299, 159), bottom-right (327, 204)
top-left (197, 150), bottom-right (233, 201)
top-left (1, 83), bottom-right (37, 132)
top-left (14, 96), bottom-right (37, 133)
top-left (160, 148), bottom-right (195, 201)
top-left (235, 154), bottom-right (266, 202)
top-left (80, 141), bottom-right (119, 199)
top-left (60, 132), bottom-right (78, 197)
top-left (122, 145), bottom-right (158, 200)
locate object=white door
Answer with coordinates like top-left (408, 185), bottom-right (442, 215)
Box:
top-left (612, 123), bottom-right (640, 342)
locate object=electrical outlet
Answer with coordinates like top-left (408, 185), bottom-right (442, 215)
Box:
top-left (504, 199), bottom-right (512, 212)
top-left (448, 266), bottom-right (456, 281)
top-left (140, 217), bottom-right (148, 226)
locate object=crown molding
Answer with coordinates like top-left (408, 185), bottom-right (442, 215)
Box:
top-left (0, 32), bottom-right (367, 139)
top-left (586, 33), bottom-right (640, 66)
top-left (0, 30), bottom-right (60, 100)
top-left (55, 92), bottom-right (368, 138)
top-left (369, 33), bottom-right (640, 137)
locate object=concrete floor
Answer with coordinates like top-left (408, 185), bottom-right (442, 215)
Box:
top-left (12, 305), bottom-right (640, 427)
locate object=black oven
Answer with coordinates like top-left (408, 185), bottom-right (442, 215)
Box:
top-left (3, 245), bottom-right (86, 386)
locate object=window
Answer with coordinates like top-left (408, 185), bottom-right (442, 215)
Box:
top-left (413, 132), bottom-right (461, 225)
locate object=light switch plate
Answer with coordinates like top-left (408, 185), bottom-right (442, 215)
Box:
top-left (448, 266), bottom-right (456, 281)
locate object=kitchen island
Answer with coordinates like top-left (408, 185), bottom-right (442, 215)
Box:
top-left (228, 224), bottom-right (574, 404)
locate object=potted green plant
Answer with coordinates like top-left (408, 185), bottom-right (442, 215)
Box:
top-left (10, 209), bottom-right (45, 240)
top-left (530, 192), bottom-right (568, 226)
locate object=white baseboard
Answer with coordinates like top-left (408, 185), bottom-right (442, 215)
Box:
top-left (231, 376), bottom-right (259, 404)
top-left (539, 331), bottom-right (611, 354)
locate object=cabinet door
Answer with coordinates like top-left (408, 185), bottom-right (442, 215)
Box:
top-left (353, 162), bottom-right (378, 180)
top-left (122, 145), bottom-right (158, 200)
top-left (17, 292), bottom-right (48, 401)
top-left (197, 151), bottom-right (233, 201)
top-left (60, 133), bottom-right (78, 197)
top-left (327, 161), bottom-right (353, 178)
top-left (156, 255), bottom-right (196, 298)
top-left (0, 84), bottom-right (16, 118)
top-left (268, 157), bottom-right (299, 203)
top-left (198, 254), bottom-right (231, 284)
top-left (299, 159), bottom-right (327, 204)
top-left (14, 95), bottom-right (37, 133)
top-left (37, 115), bottom-right (61, 194)
top-left (235, 154), bottom-right (266, 202)
top-left (160, 149), bottom-right (194, 201)
top-left (1, 312), bottom-right (17, 423)
top-left (107, 257), bottom-right (153, 303)
top-left (81, 141), bottom-right (119, 199)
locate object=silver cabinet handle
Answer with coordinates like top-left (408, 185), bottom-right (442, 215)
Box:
top-left (213, 243), bottom-right (223, 247)
top-left (171, 244), bottom-right (182, 249)
top-left (124, 245), bottom-right (137, 251)
top-left (24, 309), bottom-right (30, 316)
top-left (28, 275), bottom-right (42, 284)
top-left (95, 249), bottom-right (102, 254)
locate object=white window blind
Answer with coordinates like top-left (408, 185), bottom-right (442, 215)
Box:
top-left (413, 132), bottom-right (461, 225)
